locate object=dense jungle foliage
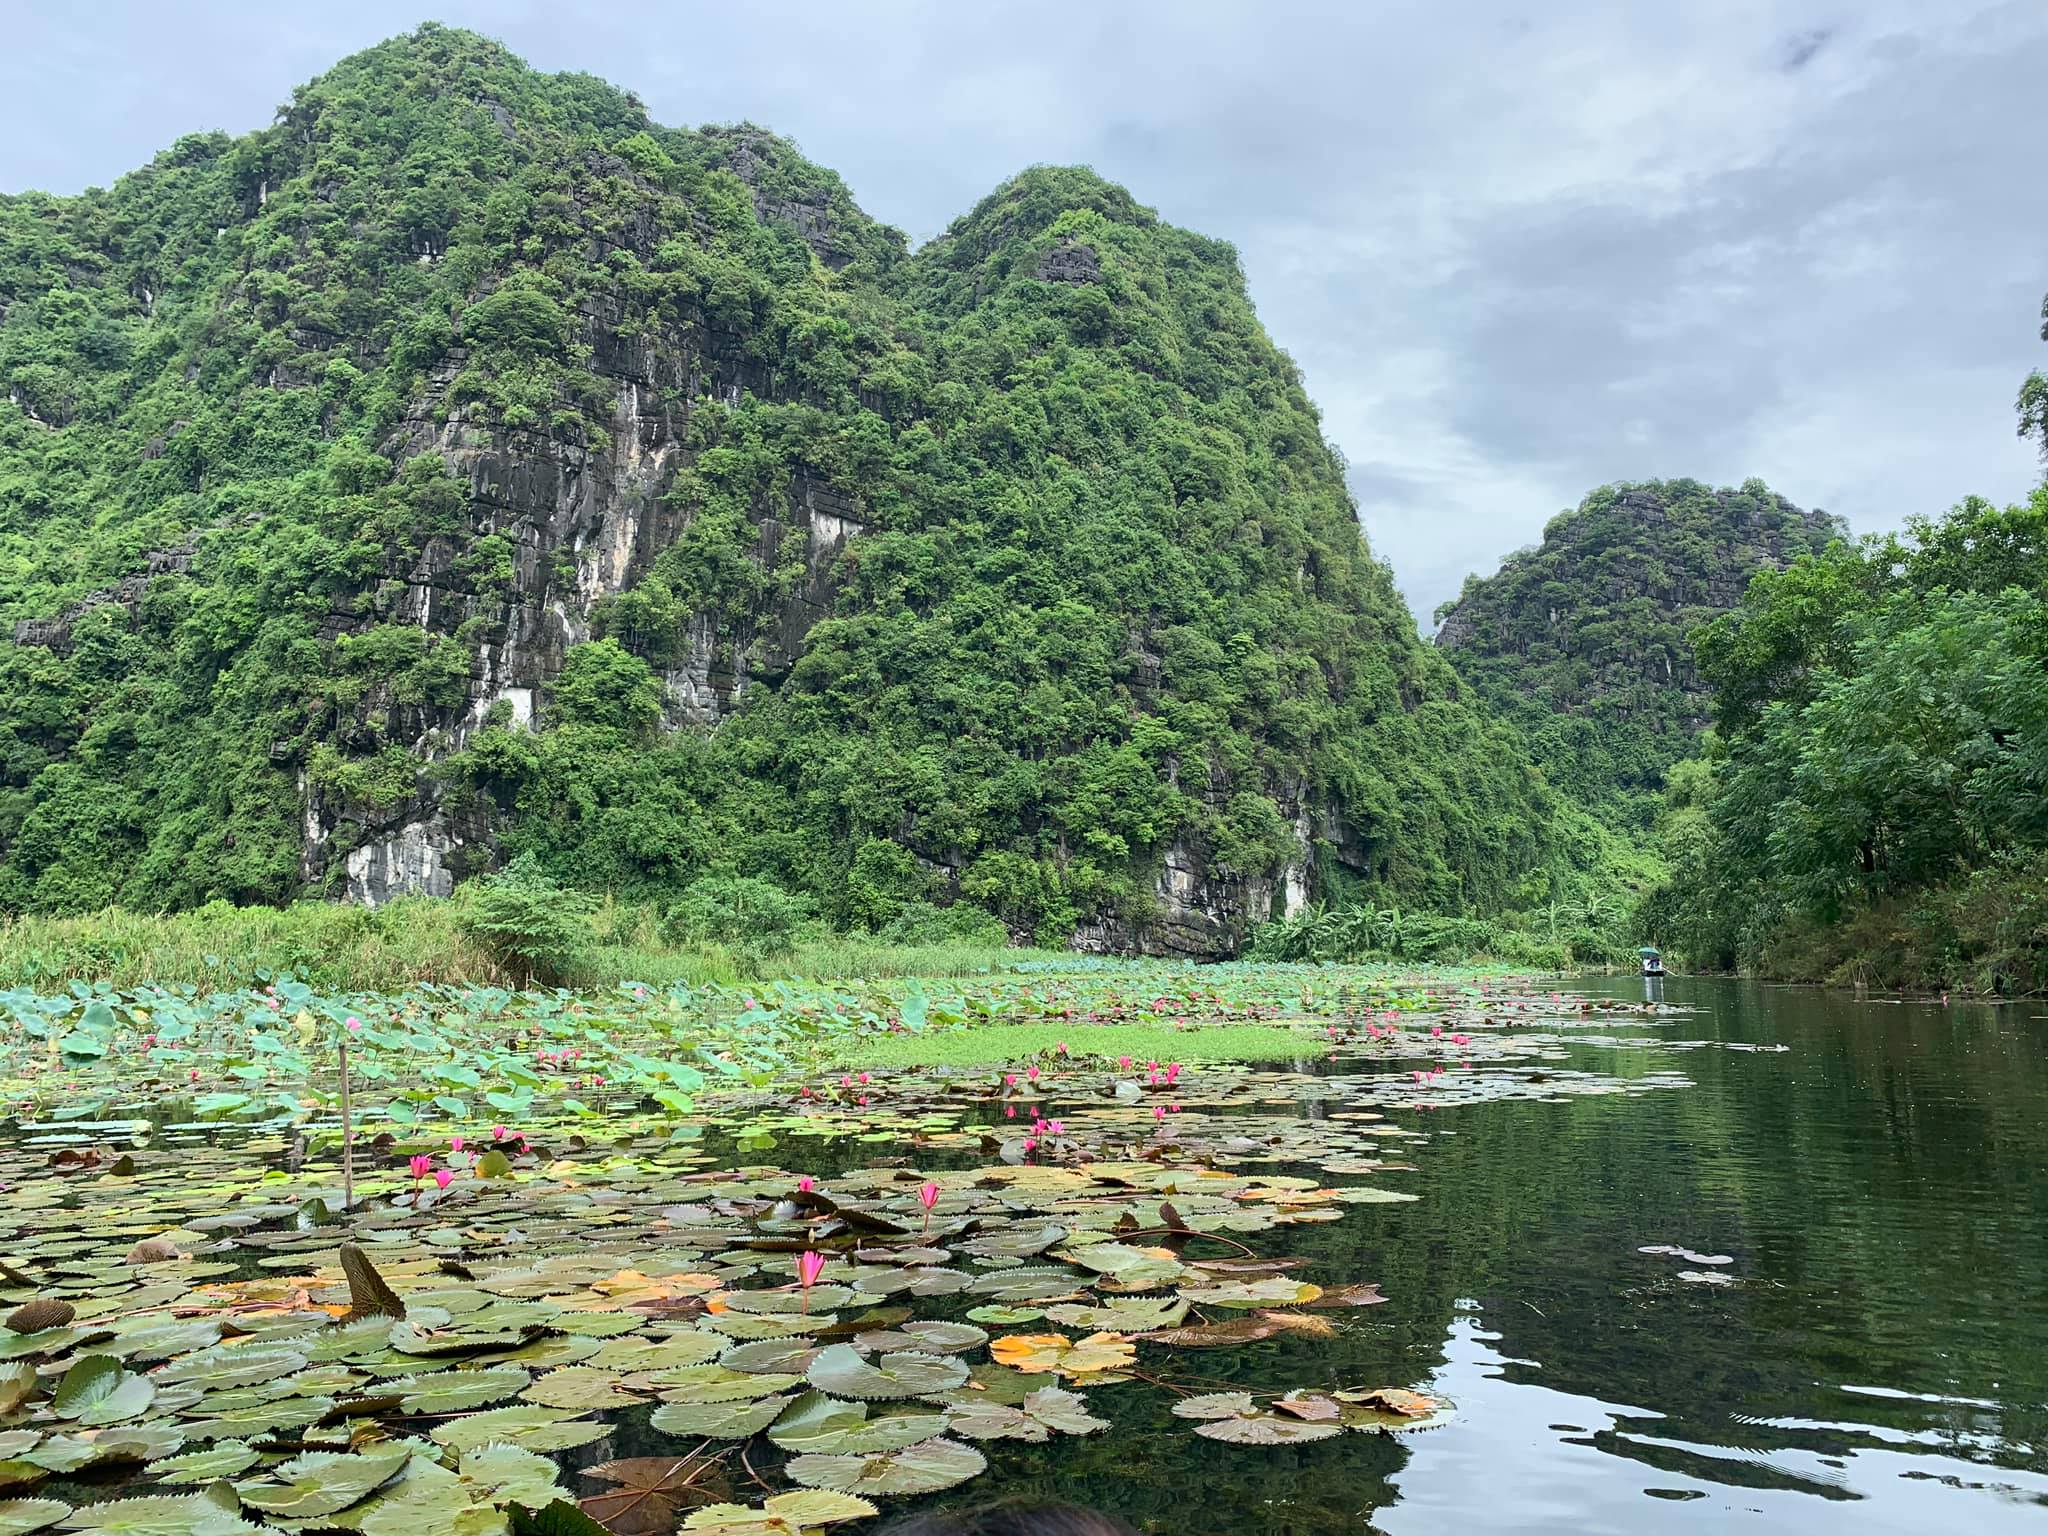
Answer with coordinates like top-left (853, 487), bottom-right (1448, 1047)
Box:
top-left (1433, 479), bottom-right (1840, 830)
top-left (1644, 473), bottom-right (2048, 992)
top-left (0, 24), bottom-right (1566, 945)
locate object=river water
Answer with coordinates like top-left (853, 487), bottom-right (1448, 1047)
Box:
top-left (990, 976), bottom-right (2048, 1533)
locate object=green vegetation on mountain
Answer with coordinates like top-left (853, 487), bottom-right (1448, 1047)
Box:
top-left (0, 24), bottom-right (1564, 950)
top-left (1645, 480), bottom-right (2048, 992)
top-left (1433, 479), bottom-right (1841, 828)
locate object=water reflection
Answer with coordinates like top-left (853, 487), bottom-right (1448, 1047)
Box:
top-left (1382, 1310), bottom-right (2048, 1533)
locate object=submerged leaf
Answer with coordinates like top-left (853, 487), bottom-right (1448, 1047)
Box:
top-left (577, 1453), bottom-right (723, 1534)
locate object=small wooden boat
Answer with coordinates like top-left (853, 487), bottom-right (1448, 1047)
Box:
top-left (1639, 946), bottom-right (1666, 977)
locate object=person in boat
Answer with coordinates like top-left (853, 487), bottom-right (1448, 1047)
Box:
top-left (1639, 946), bottom-right (1665, 976)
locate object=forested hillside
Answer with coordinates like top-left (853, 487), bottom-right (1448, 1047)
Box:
top-left (0, 24), bottom-right (1562, 952)
top-left (1644, 483), bottom-right (2048, 991)
top-left (1433, 479), bottom-right (1842, 827)
top-left (1640, 301), bottom-right (2048, 990)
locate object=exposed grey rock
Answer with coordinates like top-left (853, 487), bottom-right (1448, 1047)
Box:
top-left (1036, 236), bottom-right (1102, 284)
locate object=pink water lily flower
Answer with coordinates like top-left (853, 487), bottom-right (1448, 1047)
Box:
top-left (1025, 1066), bottom-right (1040, 1082)
top-left (1004, 1073), bottom-right (1019, 1088)
top-left (450, 1137), bottom-right (464, 1152)
top-left (918, 1180), bottom-right (940, 1210)
top-left (797, 1249), bottom-right (826, 1313)
top-left (1153, 1105), bottom-right (1166, 1120)
top-left (1022, 1137), bottom-right (1037, 1152)
top-left (344, 1017), bottom-right (362, 1033)
top-left (1005, 1105), bottom-right (1017, 1118)
top-left (1118, 1056), bottom-right (1133, 1070)
top-left (408, 1154), bottom-right (432, 1179)
top-left (797, 1176), bottom-right (815, 1193)
top-left (432, 1168), bottom-right (453, 1190)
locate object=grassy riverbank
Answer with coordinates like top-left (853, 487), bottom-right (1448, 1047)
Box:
top-left (0, 899), bottom-right (1048, 992)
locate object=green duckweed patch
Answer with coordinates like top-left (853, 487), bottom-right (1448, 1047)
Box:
top-left (832, 1024), bottom-right (1326, 1070)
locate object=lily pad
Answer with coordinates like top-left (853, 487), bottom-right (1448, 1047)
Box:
top-left (429, 1405), bottom-right (611, 1454)
top-left (785, 1437), bottom-right (986, 1496)
top-left (986, 1333), bottom-right (1134, 1380)
top-left (233, 1444), bottom-right (413, 1517)
top-left (767, 1393), bottom-right (948, 1455)
top-left (680, 1490), bottom-right (878, 1533)
top-left (946, 1386), bottom-right (1108, 1442)
top-left (0, 1501), bottom-right (68, 1536)
top-left (804, 1345), bottom-right (967, 1401)
top-left (1171, 1391), bottom-right (1343, 1444)
top-left (647, 1394), bottom-right (793, 1439)
top-left (54, 1493), bottom-right (263, 1535)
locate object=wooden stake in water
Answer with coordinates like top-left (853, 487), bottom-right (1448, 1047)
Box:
top-left (339, 1037), bottom-right (355, 1213)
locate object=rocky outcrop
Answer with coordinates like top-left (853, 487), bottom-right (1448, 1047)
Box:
top-left (11, 543), bottom-right (196, 654)
top-left (1036, 236), bottom-right (1103, 285)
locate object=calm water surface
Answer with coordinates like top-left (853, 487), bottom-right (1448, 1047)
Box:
top-left (951, 976), bottom-right (2048, 1533)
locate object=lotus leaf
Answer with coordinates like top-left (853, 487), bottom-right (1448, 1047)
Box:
top-left (986, 1333), bottom-right (1134, 1380)
top-left (429, 1404), bottom-right (611, 1454)
top-left (233, 1444), bottom-right (413, 1516)
top-left (588, 1334), bottom-right (723, 1371)
top-left (1170, 1392), bottom-right (1343, 1444)
top-left (390, 1366), bottom-right (530, 1413)
top-left (1175, 1278), bottom-right (1324, 1308)
top-left (804, 1345), bottom-right (967, 1401)
top-left (149, 1443), bottom-right (261, 1486)
top-left (0, 1368), bottom-right (35, 1416)
top-left (53, 1493), bottom-right (263, 1535)
top-left (717, 1286), bottom-right (852, 1315)
top-left (963, 1267), bottom-right (1083, 1303)
top-left (962, 1306), bottom-right (1043, 1326)
top-left (785, 1437), bottom-right (986, 1496)
top-left (679, 1490), bottom-right (877, 1533)
top-left (945, 1386), bottom-right (1108, 1442)
top-left (1330, 1386), bottom-right (1458, 1432)
top-left (1136, 1311), bottom-right (1332, 1348)
top-left (0, 1332), bottom-right (85, 1362)
top-left (152, 1343), bottom-right (307, 1390)
top-left (767, 1392), bottom-right (948, 1455)
top-left (51, 1359), bottom-right (152, 1427)
top-left (520, 1367), bottom-right (646, 1410)
top-left (652, 1366), bottom-right (801, 1404)
top-left (701, 1312), bottom-right (828, 1342)
top-left (849, 1321), bottom-right (985, 1355)
top-left (1043, 1297), bottom-right (1186, 1332)
top-left (717, 1339), bottom-right (821, 1375)
top-left (1061, 1244), bottom-right (1185, 1290)
top-left (647, 1394), bottom-right (793, 1438)
top-left (0, 1500), bottom-right (68, 1536)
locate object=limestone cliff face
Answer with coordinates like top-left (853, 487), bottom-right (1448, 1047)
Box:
top-left (305, 301), bottom-right (865, 905)
top-left (0, 28), bottom-right (1561, 951)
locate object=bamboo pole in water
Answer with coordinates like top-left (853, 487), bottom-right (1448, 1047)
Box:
top-left (339, 1037), bottom-right (355, 1213)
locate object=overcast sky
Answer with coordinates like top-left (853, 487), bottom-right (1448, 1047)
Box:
top-left (5, 2), bottom-right (2044, 620)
